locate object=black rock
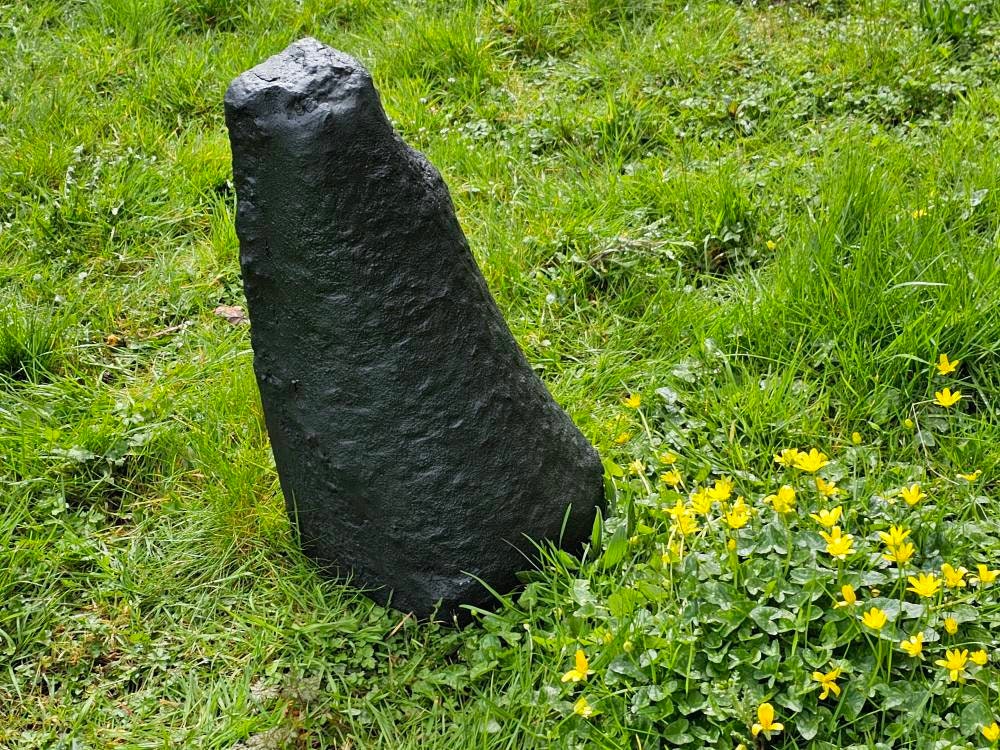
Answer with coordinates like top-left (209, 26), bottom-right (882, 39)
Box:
top-left (224, 38), bottom-right (604, 619)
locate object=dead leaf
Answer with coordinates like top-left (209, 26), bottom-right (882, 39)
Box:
top-left (214, 305), bottom-right (249, 325)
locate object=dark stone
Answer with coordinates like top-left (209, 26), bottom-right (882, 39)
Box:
top-left (224, 38), bottom-right (604, 620)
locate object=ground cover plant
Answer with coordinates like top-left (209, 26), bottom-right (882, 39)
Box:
top-left (2, 0), bottom-right (1000, 747)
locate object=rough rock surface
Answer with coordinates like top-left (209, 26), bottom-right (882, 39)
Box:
top-left (224, 38), bottom-right (604, 619)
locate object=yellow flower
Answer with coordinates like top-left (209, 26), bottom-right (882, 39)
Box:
top-left (936, 353), bottom-right (959, 375)
top-left (764, 485), bottom-right (796, 514)
top-left (561, 649), bottom-right (594, 683)
top-left (766, 239), bottom-right (777, 251)
top-left (935, 648), bottom-right (969, 682)
top-left (907, 572), bottom-right (941, 598)
top-left (794, 448), bottom-right (829, 473)
top-left (976, 564), bottom-right (999, 586)
top-left (727, 538), bottom-right (737, 551)
top-left (958, 469), bottom-right (982, 482)
top-left (815, 477), bottom-right (841, 497)
top-left (661, 540), bottom-right (685, 565)
top-left (623, 393), bottom-right (641, 409)
top-left (934, 387), bottom-right (962, 407)
top-left (658, 451), bottom-right (677, 465)
top-left (773, 448), bottom-right (801, 467)
top-left (810, 505), bottom-right (843, 528)
top-left (862, 607), bottom-right (888, 631)
top-left (971, 649), bottom-right (989, 666)
top-left (665, 499), bottom-right (687, 518)
top-left (614, 431), bottom-right (631, 445)
top-left (751, 702), bottom-right (784, 738)
top-left (983, 722), bottom-right (1000, 743)
top-left (573, 696), bottom-right (594, 718)
top-left (911, 208), bottom-right (927, 219)
top-left (883, 541), bottom-right (915, 566)
top-left (944, 617), bottom-right (959, 635)
top-left (659, 469), bottom-right (682, 487)
top-left (904, 418), bottom-right (915, 429)
top-left (689, 488), bottom-right (712, 515)
top-left (834, 584), bottom-right (857, 608)
top-left (629, 459), bottom-right (645, 475)
top-left (820, 526), bottom-right (855, 559)
top-left (812, 667), bottom-right (842, 700)
top-left (878, 525), bottom-right (911, 548)
top-left (900, 632), bottom-right (924, 658)
top-left (672, 514), bottom-right (699, 537)
top-left (941, 563), bottom-right (968, 588)
top-left (900, 483), bottom-right (925, 507)
top-left (707, 477), bottom-right (734, 503)
top-left (851, 431), bottom-right (863, 444)
top-left (724, 496), bottom-right (751, 529)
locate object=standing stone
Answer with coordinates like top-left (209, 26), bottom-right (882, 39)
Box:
top-left (224, 38), bottom-right (604, 619)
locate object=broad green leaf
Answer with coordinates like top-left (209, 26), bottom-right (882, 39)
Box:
top-left (601, 526), bottom-right (628, 569)
top-left (840, 682), bottom-right (867, 721)
top-left (663, 717), bottom-right (693, 745)
top-left (607, 589), bottom-right (644, 618)
top-left (797, 710), bottom-right (820, 741)
top-left (570, 579), bottom-right (595, 606)
top-left (603, 458), bottom-right (625, 477)
top-left (960, 698), bottom-right (993, 735)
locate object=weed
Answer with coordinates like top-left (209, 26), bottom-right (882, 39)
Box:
top-left (918, 0), bottom-right (983, 45)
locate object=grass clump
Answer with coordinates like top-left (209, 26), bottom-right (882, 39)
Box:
top-left (918, 0), bottom-right (984, 46)
top-left (0, 300), bottom-right (68, 380)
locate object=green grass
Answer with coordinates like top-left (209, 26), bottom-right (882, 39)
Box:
top-left (2, 0), bottom-right (1000, 747)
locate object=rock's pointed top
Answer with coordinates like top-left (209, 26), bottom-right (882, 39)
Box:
top-left (225, 37), bottom-right (372, 113)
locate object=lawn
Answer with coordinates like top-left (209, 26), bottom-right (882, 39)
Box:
top-left (2, 0), bottom-right (1000, 747)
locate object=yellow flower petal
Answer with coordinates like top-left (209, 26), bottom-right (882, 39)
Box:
top-left (773, 448), bottom-right (801, 467)
top-left (573, 696), bottom-right (594, 717)
top-left (982, 722), bottom-right (1000, 742)
top-left (941, 563), bottom-right (968, 588)
top-left (901, 632), bottom-right (924, 658)
top-left (936, 353), bottom-right (959, 376)
top-left (935, 648), bottom-right (969, 681)
top-left (810, 505), bottom-right (843, 528)
top-left (934, 387), bottom-right (962, 407)
top-left (976, 564), bottom-right (999, 586)
top-left (794, 448), bottom-right (829, 472)
top-left (907, 573), bottom-right (941, 598)
top-left (862, 607), bottom-right (887, 630)
top-left (752, 703), bottom-right (783, 736)
top-left (900, 483), bottom-right (925, 507)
